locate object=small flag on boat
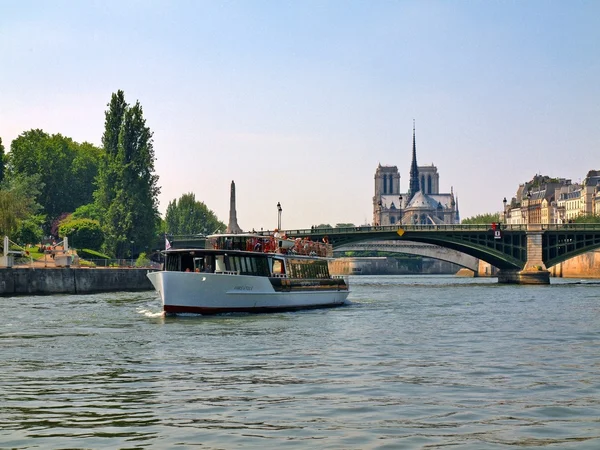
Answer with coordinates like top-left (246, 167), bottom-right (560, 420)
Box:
top-left (165, 237), bottom-right (171, 250)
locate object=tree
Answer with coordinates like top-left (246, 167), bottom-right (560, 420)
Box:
top-left (0, 137), bottom-right (5, 184)
top-left (6, 130), bottom-right (101, 225)
top-left (13, 215), bottom-right (44, 245)
top-left (572, 214), bottom-right (600, 224)
top-left (95, 90), bottom-right (127, 216)
top-left (461, 213), bottom-right (500, 225)
top-left (72, 203), bottom-right (103, 222)
top-left (100, 93), bottom-right (161, 257)
top-left (335, 223), bottom-right (356, 228)
top-left (0, 173), bottom-right (44, 237)
top-left (165, 192), bottom-right (225, 235)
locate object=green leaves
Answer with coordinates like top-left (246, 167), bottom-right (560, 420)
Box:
top-left (97, 91), bottom-right (161, 257)
top-left (165, 192), bottom-right (225, 236)
top-left (461, 213), bottom-right (501, 224)
top-left (58, 217), bottom-right (104, 251)
top-left (6, 130), bottom-right (101, 223)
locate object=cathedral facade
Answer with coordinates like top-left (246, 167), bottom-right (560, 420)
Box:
top-left (372, 125), bottom-right (459, 226)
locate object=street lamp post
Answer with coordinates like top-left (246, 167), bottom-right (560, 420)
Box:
top-left (130, 240), bottom-right (134, 267)
top-left (377, 200), bottom-right (383, 227)
top-left (502, 197), bottom-right (507, 224)
top-left (399, 195), bottom-right (403, 224)
top-left (277, 202), bottom-right (282, 230)
top-left (526, 190), bottom-right (532, 225)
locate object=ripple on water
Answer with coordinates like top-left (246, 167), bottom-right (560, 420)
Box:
top-left (1, 279), bottom-right (600, 449)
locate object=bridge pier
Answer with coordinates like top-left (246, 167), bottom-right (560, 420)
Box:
top-left (497, 269), bottom-right (550, 284)
top-left (498, 227), bottom-right (550, 285)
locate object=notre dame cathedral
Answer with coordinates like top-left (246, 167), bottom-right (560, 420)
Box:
top-left (373, 124), bottom-right (460, 225)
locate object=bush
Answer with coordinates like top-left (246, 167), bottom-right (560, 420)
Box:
top-left (14, 219), bottom-right (43, 246)
top-left (77, 248), bottom-right (110, 259)
top-left (58, 218), bottom-right (104, 250)
top-left (135, 252), bottom-right (151, 267)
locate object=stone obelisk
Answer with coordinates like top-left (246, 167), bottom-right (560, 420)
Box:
top-left (226, 180), bottom-right (243, 233)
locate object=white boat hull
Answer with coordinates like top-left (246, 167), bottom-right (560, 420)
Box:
top-left (147, 271), bottom-right (350, 315)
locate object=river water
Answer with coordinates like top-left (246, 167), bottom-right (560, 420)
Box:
top-left (1, 276), bottom-right (599, 449)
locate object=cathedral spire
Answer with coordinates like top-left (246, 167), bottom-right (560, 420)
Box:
top-left (407, 120), bottom-right (420, 201)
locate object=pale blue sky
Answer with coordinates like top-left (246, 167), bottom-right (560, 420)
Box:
top-left (1, 1), bottom-right (598, 230)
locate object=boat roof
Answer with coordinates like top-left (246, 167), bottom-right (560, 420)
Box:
top-left (206, 233), bottom-right (267, 239)
top-left (162, 247), bottom-right (332, 260)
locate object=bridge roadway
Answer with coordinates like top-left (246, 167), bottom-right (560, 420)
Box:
top-left (333, 240), bottom-right (480, 272)
top-left (275, 223), bottom-right (600, 282)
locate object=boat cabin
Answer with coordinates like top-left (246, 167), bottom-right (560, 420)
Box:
top-left (163, 233), bottom-right (333, 280)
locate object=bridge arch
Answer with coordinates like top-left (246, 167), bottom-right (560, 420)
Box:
top-left (335, 240), bottom-right (480, 272)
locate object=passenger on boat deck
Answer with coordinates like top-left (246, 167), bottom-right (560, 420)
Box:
top-left (273, 228), bottom-right (281, 239)
top-left (254, 240), bottom-right (262, 251)
top-left (185, 268), bottom-right (191, 272)
top-left (195, 268), bottom-right (200, 272)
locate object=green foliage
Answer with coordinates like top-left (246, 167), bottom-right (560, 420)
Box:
top-left (526, 174), bottom-right (560, 189)
top-left (6, 130), bottom-right (101, 224)
top-left (165, 192), bottom-right (225, 235)
top-left (58, 218), bottom-right (104, 250)
top-left (78, 248), bottom-right (110, 259)
top-left (572, 214), bottom-right (600, 223)
top-left (95, 90), bottom-right (127, 216)
top-left (461, 213), bottom-right (500, 225)
top-left (98, 92), bottom-right (161, 257)
top-left (315, 224), bottom-right (332, 229)
top-left (13, 216), bottom-right (44, 245)
top-left (135, 252), bottom-right (151, 267)
top-left (335, 223), bottom-right (356, 228)
top-left (0, 173), bottom-right (43, 236)
top-left (0, 137), bottom-right (5, 184)
top-left (72, 203), bottom-right (103, 221)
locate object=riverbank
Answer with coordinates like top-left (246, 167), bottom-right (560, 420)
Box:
top-left (0, 268), bottom-right (154, 296)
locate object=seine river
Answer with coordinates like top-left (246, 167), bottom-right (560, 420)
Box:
top-left (1, 276), bottom-right (599, 449)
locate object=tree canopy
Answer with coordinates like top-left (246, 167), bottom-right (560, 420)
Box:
top-left (461, 213), bottom-right (500, 225)
top-left (165, 192), bottom-right (225, 235)
top-left (572, 214), bottom-right (600, 224)
top-left (97, 91), bottom-right (161, 257)
top-left (0, 137), bottom-right (5, 184)
top-left (0, 173), bottom-right (44, 237)
top-left (6, 130), bottom-right (101, 225)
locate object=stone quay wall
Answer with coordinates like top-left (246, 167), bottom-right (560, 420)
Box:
top-left (0, 268), bottom-right (155, 296)
top-left (549, 249), bottom-right (600, 278)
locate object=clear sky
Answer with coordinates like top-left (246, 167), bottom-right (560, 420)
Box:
top-left (1, 1), bottom-right (598, 231)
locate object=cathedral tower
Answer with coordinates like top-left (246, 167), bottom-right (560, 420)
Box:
top-left (407, 121), bottom-right (420, 201)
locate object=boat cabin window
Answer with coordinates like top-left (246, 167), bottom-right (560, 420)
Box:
top-left (287, 258), bottom-right (330, 279)
top-left (227, 255), bottom-right (270, 276)
top-left (215, 255), bottom-right (228, 272)
top-left (272, 258), bottom-right (286, 276)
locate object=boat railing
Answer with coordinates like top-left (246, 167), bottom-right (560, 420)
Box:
top-left (207, 235), bottom-right (333, 258)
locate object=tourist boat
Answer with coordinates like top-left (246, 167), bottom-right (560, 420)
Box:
top-left (147, 233), bottom-right (350, 315)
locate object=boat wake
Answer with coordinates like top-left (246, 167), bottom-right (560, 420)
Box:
top-left (137, 308), bottom-right (164, 318)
